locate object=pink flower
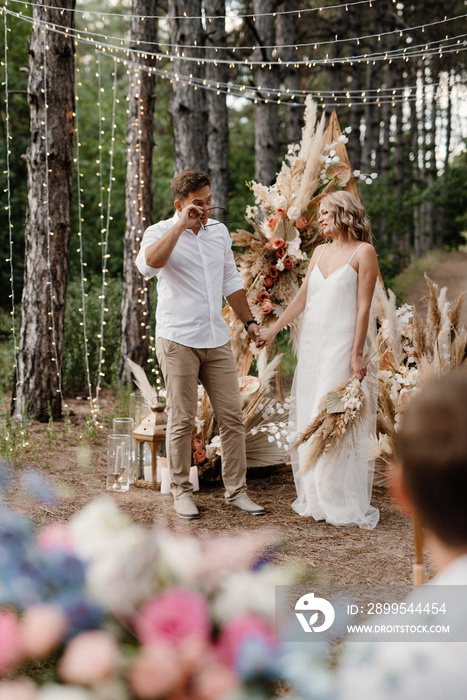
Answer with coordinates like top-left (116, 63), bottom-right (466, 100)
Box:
top-left (261, 300), bottom-right (274, 314)
top-left (276, 208), bottom-right (286, 219)
top-left (263, 275), bottom-right (274, 289)
top-left (283, 257), bottom-right (295, 270)
top-left (274, 247), bottom-right (285, 259)
top-left (58, 630), bottom-right (119, 685)
top-left (37, 522), bottom-right (75, 553)
top-left (0, 679), bottom-right (37, 700)
top-left (295, 216), bottom-right (308, 231)
top-left (193, 448), bottom-right (207, 464)
top-left (257, 290), bottom-right (270, 303)
top-left (192, 438), bottom-right (204, 451)
top-left (264, 241), bottom-right (273, 249)
top-left (128, 643), bottom-right (185, 700)
top-left (268, 265), bottom-right (279, 280)
top-left (272, 237), bottom-right (286, 249)
top-left (21, 605), bottom-right (68, 659)
top-left (193, 662), bottom-right (240, 700)
top-left (267, 217), bottom-right (277, 230)
top-left (216, 614), bottom-right (275, 667)
top-left (0, 610), bottom-right (23, 672)
top-left (134, 589), bottom-right (211, 648)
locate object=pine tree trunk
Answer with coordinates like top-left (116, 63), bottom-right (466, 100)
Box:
top-left (205, 0), bottom-right (229, 214)
top-left (169, 0), bottom-right (208, 174)
top-left (253, 0), bottom-right (280, 185)
top-left (119, 1), bottom-right (158, 382)
top-left (13, 0), bottom-right (75, 421)
top-left (276, 0), bottom-right (302, 146)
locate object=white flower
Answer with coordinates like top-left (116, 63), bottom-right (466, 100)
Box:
top-left (338, 134), bottom-right (349, 143)
top-left (274, 195), bottom-right (288, 210)
top-left (353, 169), bottom-right (361, 177)
top-left (329, 149), bottom-right (336, 157)
top-left (365, 177), bottom-right (373, 185)
top-left (287, 206), bottom-right (301, 220)
top-left (206, 435), bottom-right (222, 460)
top-left (345, 126), bottom-right (352, 133)
top-left (245, 204), bottom-right (258, 219)
top-left (275, 257), bottom-right (285, 271)
top-left (371, 172), bottom-right (378, 179)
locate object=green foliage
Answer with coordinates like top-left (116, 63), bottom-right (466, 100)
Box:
top-left (62, 276), bottom-right (123, 393)
top-left (0, 404), bottom-right (30, 462)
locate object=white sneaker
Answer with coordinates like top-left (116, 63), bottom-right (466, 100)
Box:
top-left (229, 493), bottom-right (266, 515)
top-left (174, 495), bottom-right (200, 519)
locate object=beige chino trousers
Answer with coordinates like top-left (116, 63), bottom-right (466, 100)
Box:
top-left (156, 338), bottom-right (247, 501)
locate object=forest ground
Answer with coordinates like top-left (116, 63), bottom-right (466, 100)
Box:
top-left (3, 249), bottom-right (467, 586)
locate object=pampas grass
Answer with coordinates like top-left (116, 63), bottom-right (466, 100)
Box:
top-left (290, 373), bottom-right (368, 475)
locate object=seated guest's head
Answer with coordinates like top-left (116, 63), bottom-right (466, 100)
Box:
top-left (394, 369), bottom-right (467, 554)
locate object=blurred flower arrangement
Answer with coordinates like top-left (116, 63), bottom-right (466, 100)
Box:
top-left (225, 98), bottom-right (355, 355)
top-left (0, 465), bottom-right (338, 700)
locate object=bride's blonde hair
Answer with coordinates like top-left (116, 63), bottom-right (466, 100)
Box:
top-left (320, 191), bottom-right (372, 244)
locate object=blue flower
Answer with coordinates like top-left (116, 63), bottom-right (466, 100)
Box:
top-left (22, 467), bottom-right (59, 505)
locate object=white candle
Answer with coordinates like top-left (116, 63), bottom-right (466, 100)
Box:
top-left (144, 465), bottom-right (153, 482)
top-left (114, 445), bottom-right (122, 473)
top-left (189, 466), bottom-right (199, 492)
top-left (156, 456), bottom-right (167, 482)
top-left (160, 466), bottom-right (171, 494)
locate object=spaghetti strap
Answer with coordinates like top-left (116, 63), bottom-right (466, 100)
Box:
top-left (317, 243), bottom-right (329, 264)
top-left (347, 242), bottom-right (365, 265)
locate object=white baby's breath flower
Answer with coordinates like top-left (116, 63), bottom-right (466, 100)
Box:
top-left (338, 134), bottom-right (349, 143)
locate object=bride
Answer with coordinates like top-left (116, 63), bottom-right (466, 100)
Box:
top-left (258, 191), bottom-right (380, 529)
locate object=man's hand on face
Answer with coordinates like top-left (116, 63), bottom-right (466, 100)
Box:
top-left (179, 202), bottom-right (204, 230)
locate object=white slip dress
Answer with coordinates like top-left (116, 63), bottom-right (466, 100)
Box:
top-left (290, 243), bottom-right (380, 529)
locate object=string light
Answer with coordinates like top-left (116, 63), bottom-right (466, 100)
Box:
top-left (42, 26), bottom-right (66, 411)
top-left (73, 58), bottom-right (97, 424)
top-left (0, 0), bottom-right (434, 22)
top-left (3, 7), bottom-right (466, 72)
top-left (95, 58), bottom-right (118, 412)
top-left (2, 11), bottom-right (20, 415)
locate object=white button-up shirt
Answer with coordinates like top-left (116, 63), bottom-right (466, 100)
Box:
top-left (135, 213), bottom-right (243, 348)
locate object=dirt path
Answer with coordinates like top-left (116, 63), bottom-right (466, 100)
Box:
top-left (401, 250), bottom-right (467, 325)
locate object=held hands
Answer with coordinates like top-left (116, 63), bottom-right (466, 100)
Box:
top-left (255, 326), bottom-right (277, 349)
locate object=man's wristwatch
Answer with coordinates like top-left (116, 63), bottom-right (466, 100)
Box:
top-left (244, 320), bottom-right (258, 332)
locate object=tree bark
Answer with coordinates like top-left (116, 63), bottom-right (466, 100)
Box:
top-left (13, 0), bottom-right (75, 421)
top-left (205, 0), bottom-right (229, 215)
top-left (119, 0), bottom-right (158, 382)
top-left (276, 0), bottom-right (302, 146)
top-left (169, 0), bottom-right (208, 174)
top-left (252, 0), bottom-right (280, 185)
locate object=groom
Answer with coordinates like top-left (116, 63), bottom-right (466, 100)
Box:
top-left (135, 169), bottom-right (265, 519)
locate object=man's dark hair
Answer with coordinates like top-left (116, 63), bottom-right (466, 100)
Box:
top-left (396, 368), bottom-right (467, 546)
top-left (170, 170), bottom-right (211, 202)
